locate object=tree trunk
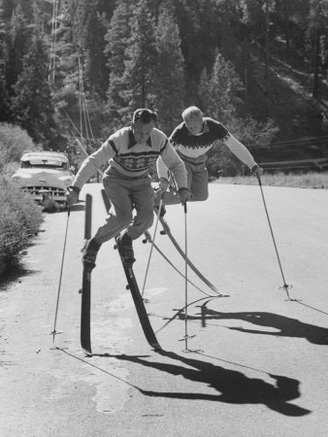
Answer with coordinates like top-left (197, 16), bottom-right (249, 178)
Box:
top-left (312, 29), bottom-right (320, 99)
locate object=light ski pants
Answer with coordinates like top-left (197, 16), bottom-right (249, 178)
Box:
top-left (94, 168), bottom-right (154, 243)
top-left (160, 160), bottom-right (209, 206)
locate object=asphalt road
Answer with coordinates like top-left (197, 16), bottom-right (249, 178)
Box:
top-left (1, 182), bottom-right (328, 437)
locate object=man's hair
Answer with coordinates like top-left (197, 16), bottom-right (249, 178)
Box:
top-left (133, 108), bottom-right (158, 124)
top-left (182, 106), bottom-right (203, 121)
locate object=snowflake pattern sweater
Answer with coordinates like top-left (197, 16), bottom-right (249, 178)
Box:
top-left (72, 126), bottom-right (187, 190)
top-left (157, 117), bottom-right (256, 178)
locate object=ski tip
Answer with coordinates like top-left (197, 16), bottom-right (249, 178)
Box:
top-left (82, 348), bottom-right (93, 357)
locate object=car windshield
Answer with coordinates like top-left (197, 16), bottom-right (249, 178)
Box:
top-left (21, 161), bottom-right (68, 170)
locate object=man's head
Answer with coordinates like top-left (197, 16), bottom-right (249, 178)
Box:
top-left (132, 108), bottom-right (158, 144)
top-left (182, 106), bottom-right (204, 136)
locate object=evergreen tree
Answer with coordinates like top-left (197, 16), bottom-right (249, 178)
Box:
top-left (52, 1), bottom-right (111, 139)
top-left (84, 5), bottom-right (108, 98)
top-left (105, 0), bottom-right (134, 122)
top-left (6, 4), bottom-right (31, 96)
top-left (1, 0), bottom-right (16, 21)
top-left (96, 0), bottom-right (117, 19)
top-left (72, 0), bottom-right (88, 47)
top-left (120, 0), bottom-right (158, 120)
top-left (273, 0), bottom-right (310, 57)
top-left (306, 0), bottom-right (328, 98)
top-left (0, 39), bottom-right (10, 121)
top-left (173, 0), bottom-right (222, 100)
top-left (201, 51), bottom-right (277, 176)
top-left (11, 30), bottom-right (57, 149)
top-left (50, 0), bottom-right (87, 139)
top-left (199, 52), bottom-right (243, 124)
top-left (0, 4), bottom-right (10, 121)
top-left (154, 3), bottom-right (185, 133)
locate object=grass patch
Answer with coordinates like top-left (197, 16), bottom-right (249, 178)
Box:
top-left (0, 177), bottom-right (43, 275)
top-left (214, 171), bottom-right (328, 189)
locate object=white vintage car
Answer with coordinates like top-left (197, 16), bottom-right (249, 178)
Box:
top-left (11, 151), bottom-right (74, 207)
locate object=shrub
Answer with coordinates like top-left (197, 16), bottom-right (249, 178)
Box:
top-left (0, 177), bottom-right (43, 274)
top-left (0, 122), bottom-right (37, 173)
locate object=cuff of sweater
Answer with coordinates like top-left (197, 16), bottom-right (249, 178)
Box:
top-left (69, 185), bottom-right (81, 194)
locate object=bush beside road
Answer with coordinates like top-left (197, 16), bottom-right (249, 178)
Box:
top-left (0, 177), bottom-right (43, 276)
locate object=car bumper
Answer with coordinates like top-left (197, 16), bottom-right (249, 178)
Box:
top-left (21, 186), bottom-right (67, 203)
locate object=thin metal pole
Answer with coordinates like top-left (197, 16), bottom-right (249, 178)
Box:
top-left (141, 195), bottom-right (164, 297)
top-left (184, 203), bottom-right (189, 350)
top-left (52, 209), bottom-right (70, 341)
top-left (257, 175), bottom-right (292, 299)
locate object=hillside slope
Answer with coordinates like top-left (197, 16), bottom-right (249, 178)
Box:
top-left (223, 35), bottom-right (328, 169)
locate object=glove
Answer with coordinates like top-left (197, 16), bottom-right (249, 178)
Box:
top-left (66, 186), bottom-right (79, 208)
top-left (158, 178), bottom-right (170, 194)
top-left (251, 165), bottom-right (263, 177)
top-left (179, 187), bottom-right (191, 205)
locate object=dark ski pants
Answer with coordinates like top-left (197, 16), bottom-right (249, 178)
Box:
top-left (94, 169), bottom-right (154, 244)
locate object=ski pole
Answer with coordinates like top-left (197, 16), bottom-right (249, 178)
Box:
top-left (256, 174), bottom-right (292, 299)
top-left (184, 202), bottom-right (189, 350)
top-left (178, 201), bottom-right (196, 349)
top-left (141, 193), bottom-right (164, 297)
top-left (52, 208), bottom-right (71, 341)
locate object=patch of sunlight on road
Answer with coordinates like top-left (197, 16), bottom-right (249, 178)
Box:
top-left (48, 292), bottom-right (135, 414)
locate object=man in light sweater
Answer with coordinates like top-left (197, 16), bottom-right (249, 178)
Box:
top-left (157, 106), bottom-right (263, 204)
top-left (67, 108), bottom-right (190, 268)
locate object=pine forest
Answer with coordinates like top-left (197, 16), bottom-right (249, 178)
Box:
top-left (1, 0), bottom-right (328, 175)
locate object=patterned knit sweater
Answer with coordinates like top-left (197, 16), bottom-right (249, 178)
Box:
top-left (157, 117), bottom-right (256, 177)
top-left (72, 126), bottom-right (187, 190)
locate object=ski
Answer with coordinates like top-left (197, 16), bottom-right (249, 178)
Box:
top-left (80, 193), bottom-right (92, 356)
top-left (143, 231), bottom-right (226, 297)
top-left (158, 215), bottom-right (221, 294)
top-left (115, 237), bottom-right (161, 351)
top-left (101, 189), bottom-right (160, 349)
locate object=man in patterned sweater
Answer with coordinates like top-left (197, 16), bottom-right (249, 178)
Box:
top-left (157, 106), bottom-right (262, 203)
top-left (67, 108), bottom-right (190, 268)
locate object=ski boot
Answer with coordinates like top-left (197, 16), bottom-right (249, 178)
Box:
top-left (116, 233), bottom-right (135, 265)
top-left (81, 238), bottom-right (101, 270)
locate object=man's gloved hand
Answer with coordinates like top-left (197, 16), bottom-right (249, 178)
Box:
top-left (66, 186), bottom-right (79, 208)
top-left (179, 187), bottom-right (191, 205)
top-left (251, 165), bottom-right (263, 178)
top-left (158, 177), bottom-right (170, 194)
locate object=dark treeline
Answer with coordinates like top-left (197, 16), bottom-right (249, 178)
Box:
top-left (1, 0), bottom-right (328, 174)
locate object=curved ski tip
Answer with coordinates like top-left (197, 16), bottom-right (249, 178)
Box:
top-left (82, 348), bottom-right (93, 357)
top-left (152, 343), bottom-right (162, 351)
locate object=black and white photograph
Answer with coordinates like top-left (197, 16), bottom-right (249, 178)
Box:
top-left (1, 1), bottom-right (328, 436)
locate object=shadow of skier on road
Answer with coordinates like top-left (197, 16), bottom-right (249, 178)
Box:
top-left (183, 308), bottom-right (328, 345)
top-left (112, 349), bottom-right (311, 417)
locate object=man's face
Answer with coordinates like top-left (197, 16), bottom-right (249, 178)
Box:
top-left (185, 115), bottom-right (204, 136)
top-left (132, 119), bottom-right (155, 144)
